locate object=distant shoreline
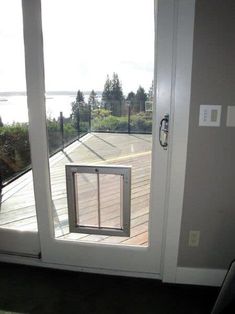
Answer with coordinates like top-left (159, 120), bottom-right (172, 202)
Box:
top-left (0, 91), bottom-right (102, 97)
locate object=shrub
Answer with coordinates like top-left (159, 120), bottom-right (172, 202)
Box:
top-left (0, 123), bottom-right (31, 183)
top-left (130, 113), bottom-right (152, 133)
top-left (92, 115), bottom-right (128, 132)
top-left (47, 119), bottom-right (77, 154)
top-left (0, 119), bottom-right (78, 183)
top-left (92, 112), bottom-right (152, 133)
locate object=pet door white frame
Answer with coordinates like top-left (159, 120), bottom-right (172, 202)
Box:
top-left (66, 165), bottom-right (131, 237)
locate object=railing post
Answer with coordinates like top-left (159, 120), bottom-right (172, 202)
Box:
top-left (77, 106), bottom-right (80, 139)
top-left (59, 111), bottom-right (64, 149)
top-left (0, 174), bottom-right (2, 193)
top-left (128, 104), bottom-right (131, 134)
top-left (89, 104), bottom-right (91, 132)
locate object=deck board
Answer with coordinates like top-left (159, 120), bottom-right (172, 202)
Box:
top-left (0, 133), bottom-right (152, 246)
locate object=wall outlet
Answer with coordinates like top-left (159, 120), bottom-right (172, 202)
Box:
top-left (188, 230), bottom-right (200, 247)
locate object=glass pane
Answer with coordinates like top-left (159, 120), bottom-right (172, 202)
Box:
top-left (42, 0), bottom-right (153, 246)
top-left (75, 173), bottom-right (98, 228)
top-left (99, 174), bottom-right (122, 229)
top-left (46, 96), bottom-right (78, 155)
top-left (73, 173), bottom-right (123, 231)
top-left (0, 1), bottom-right (38, 233)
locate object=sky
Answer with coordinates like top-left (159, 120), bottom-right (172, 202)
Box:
top-left (0, 0), bottom-right (154, 96)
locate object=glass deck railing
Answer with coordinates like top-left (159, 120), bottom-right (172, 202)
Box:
top-left (1, 99), bottom-right (152, 188)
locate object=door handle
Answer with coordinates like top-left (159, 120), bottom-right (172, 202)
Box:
top-left (159, 114), bottom-right (169, 150)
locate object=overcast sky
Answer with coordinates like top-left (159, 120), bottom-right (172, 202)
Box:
top-left (0, 0), bottom-right (154, 96)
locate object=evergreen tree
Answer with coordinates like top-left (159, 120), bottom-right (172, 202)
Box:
top-left (145, 80), bottom-right (154, 112)
top-left (111, 72), bottom-right (123, 116)
top-left (126, 91), bottom-right (136, 111)
top-left (102, 73), bottom-right (123, 116)
top-left (88, 90), bottom-right (98, 108)
top-left (111, 73), bottom-right (123, 102)
top-left (0, 116), bottom-right (3, 128)
top-left (76, 90), bottom-right (84, 103)
top-left (71, 89), bottom-right (85, 132)
top-left (102, 75), bottom-right (112, 109)
top-left (127, 91), bottom-right (135, 101)
top-left (136, 86), bottom-right (147, 112)
top-left (147, 80), bottom-right (154, 101)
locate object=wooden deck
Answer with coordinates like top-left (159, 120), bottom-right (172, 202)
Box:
top-left (0, 133), bottom-right (152, 246)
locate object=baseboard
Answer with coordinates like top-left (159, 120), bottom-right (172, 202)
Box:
top-left (176, 267), bottom-right (227, 287)
top-left (0, 253), bottom-right (161, 280)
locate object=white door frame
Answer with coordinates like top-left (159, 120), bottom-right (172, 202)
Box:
top-left (160, 0), bottom-right (195, 282)
top-left (11, 0), bottom-right (196, 281)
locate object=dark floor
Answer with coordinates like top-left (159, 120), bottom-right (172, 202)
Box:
top-left (0, 262), bottom-right (219, 314)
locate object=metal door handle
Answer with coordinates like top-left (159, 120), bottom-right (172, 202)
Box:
top-left (159, 114), bottom-right (169, 150)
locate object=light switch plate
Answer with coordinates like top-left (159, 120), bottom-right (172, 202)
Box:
top-left (226, 106), bottom-right (235, 127)
top-left (199, 105), bottom-right (221, 127)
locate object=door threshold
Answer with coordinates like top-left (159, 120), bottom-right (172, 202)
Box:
top-left (0, 253), bottom-right (161, 280)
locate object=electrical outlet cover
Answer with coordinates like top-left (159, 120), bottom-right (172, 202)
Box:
top-left (226, 106), bottom-right (235, 127)
top-left (188, 230), bottom-right (200, 247)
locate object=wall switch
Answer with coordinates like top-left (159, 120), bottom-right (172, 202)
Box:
top-left (199, 105), bottom-right (221, 127)
top-left (188, 230), bottom-right (200, 247)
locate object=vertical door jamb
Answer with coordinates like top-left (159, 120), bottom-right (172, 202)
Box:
top-left (22, 0), bottom-right (54, 258)
top-left (160, 0), bottom-right (195, 283)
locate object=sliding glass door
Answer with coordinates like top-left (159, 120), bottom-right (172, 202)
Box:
top-left (0, 0), bottom-right (194, 279)
top-left (22, 0), bottom-right (171, 274)
top-left (0, 0), bottom-right (40, 256)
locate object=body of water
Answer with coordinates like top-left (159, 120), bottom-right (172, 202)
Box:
top-left (0, 93), bottom-right (97, 124)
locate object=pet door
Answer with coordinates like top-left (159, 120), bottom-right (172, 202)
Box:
top-left (66, 165), bottom-right (131, 236)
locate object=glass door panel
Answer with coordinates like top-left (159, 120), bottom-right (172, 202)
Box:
top-left (0, 0), bottom-right (40, 256)
top-left (42, 0), bottom-right (153, 247)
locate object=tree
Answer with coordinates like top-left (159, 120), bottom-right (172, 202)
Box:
top-left (0, 116), bottom-right (3, 128)
top-left (71, 90), bottom-right (85, 133)
top-left (88, 90), bottom-right (98, 108)
top-left (76, 90), bottom-right (84, 103)
top-left (145, 81), bottom-right (154, 112)
top-left (102, 73), bottom-right (123, 116)
top-left (110, 72), bottom-right (123, 116)
top-left (135, 86), bottom-right (147, 112)
top-left (111, 73), bottom-right (123, 102)
top-left (102, 75), bottom-right (112, 109)
top-left (147, 80), bottom-right (154, 102)
top-left (126, 91), bottom-right (136, 110)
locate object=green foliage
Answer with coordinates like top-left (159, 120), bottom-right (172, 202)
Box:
top-left (71, 90), bottom-right (85, 130)
top-left (0, 119), bottom-right (78, 183)
top-left (147, 80), bottom-right (154, 102)
top-left (71, 90), bottom-right (91, 133)
top-left (92, 111), bottom-right (152, 133)
top-left (0, 123), bottom-right (31, 183)
top-left (92, 108), bottom-right (111, 119)
top-left (111, 73), bottom-right (123, 103)
top-left (92, 115), bottom-right (128, 132)
top-left (47, 119), bottom-right (61, 154)
top-left (102, 75), bottom-right (112, 104)
top-left (135, 86), bottom-right (147, 112)
top-left (126, 91), bottom-right (136, 102)
top-left (102, 73), bottom-right (124, 116)
top-left (47, 119), bottom-right (77, 154)
top-left (88, 90), bottom-right (98, 108)
top-left (130, 112), bottom-right (152, 132)
top-left (76, 90), bottom-right (84, 103)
